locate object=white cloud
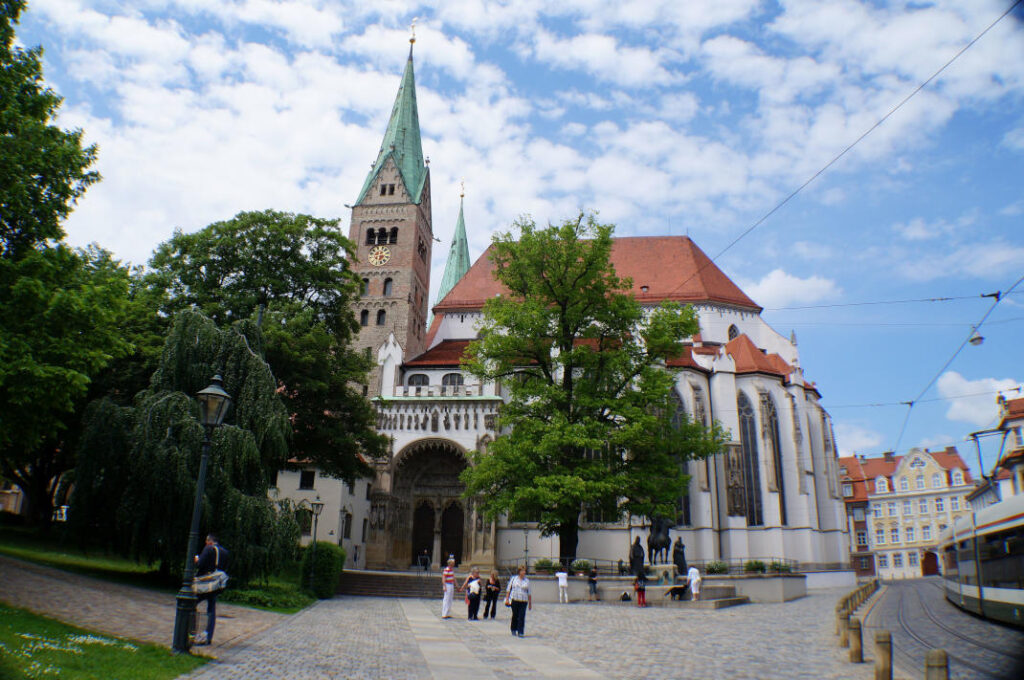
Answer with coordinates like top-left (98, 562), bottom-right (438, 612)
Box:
top-left (738, 269), bottom-right (841, 309)
top-left (936, 371), bottom-right (1020, 427)
top-left (1003, 126), bottom-right (1024, 152)
top-left (834, 422), bottom-right (885, 457)
top-left (897, 240), bottom-right (1024, 281)
top-left (530, 29), bottom-right (677, 87)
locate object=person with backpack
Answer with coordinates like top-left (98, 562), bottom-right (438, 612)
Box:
top-left (193, 534), bottom-right (228, 645)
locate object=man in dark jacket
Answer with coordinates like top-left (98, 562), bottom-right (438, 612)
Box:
top-left (194, 534), bottom-right (228, 645)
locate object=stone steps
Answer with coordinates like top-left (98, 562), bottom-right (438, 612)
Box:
top-left (337, 570), bottom-right (440, 598)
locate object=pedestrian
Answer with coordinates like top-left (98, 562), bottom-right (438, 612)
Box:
top-left (504, 565), bottom-right (532, 637)
top-left (483, 570), bottom-right (502, 619)
top-left (686, 565), bottom-right (702, 601)
top-left (460, 566), bottom-right (482, 620)
top-left (193, 534), bottom-right (229, 645)
top-left (555, 565), bottom-right (569, 603)
top-left (588, 566), bottom-right (598, 601)
top-left (441, 558), bottom-right (456, 618)
top-left (634, 572), bottom-right (647, 607)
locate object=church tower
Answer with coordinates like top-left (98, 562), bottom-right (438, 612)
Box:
top-left (435, 183), bottom-right (471, 308)
top-left (349, 37), bottom-right (432, 398)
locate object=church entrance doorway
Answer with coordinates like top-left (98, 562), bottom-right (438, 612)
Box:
top-left (441, 502), bottom-right (464, 565)
top-left (411, 501), bottom-right (434, 568)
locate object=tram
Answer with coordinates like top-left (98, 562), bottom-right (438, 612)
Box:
top-left (940, 492), bottom-right (1024, 628)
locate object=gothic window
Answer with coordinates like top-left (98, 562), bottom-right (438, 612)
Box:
top-left (365, 229), bottom-right (375, 245)
top-left (442, 373), bottom-right (464, 386)
top-left (737, 391), bottom-right (764, 526)
top-left (389, 227), bottom-right (398, 244)
top-left (362, 278), bottom-right (370, 295)
top-left (343, 512), bottom-right (352, 539)
top-left (360, 310), bottom-right (369, 326)
top-left (418, 238), bottom-right (427, 262)
top-left (408, 374), bottom-right (428, 386)
top-left (728, 324), bottom-right (740, 340)
top-left (691, 385), bottom-right (710, 491)
top-left (383, 278), bottom-right (393, 296)
top-left (377, 228), bottom-right (388, 245)
top-left (670, 390), bottom-right (692, 527)
top-left (760, 393), bottom-right (787, 525)
top-left (376, 310), bottom-right (386, 325)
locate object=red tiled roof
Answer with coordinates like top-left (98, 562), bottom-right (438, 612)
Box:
top-left (434, 236), bottom-right (760, 313)
top-left (724, 334), bottom-right (792, 378)
top-left (666, 349), bottom-right (708, 372)
top-left (999, 396), bottom-right (1024, 428)
top-left (405, 339), bottom-right (471, 367)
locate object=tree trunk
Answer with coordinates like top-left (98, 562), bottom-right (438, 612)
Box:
top-left (558, 523), bottom-right (579, 567)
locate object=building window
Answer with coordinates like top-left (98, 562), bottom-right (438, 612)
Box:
top-left (299, 470), bottom-right (315, 489)
top-left (362, 278), bottom-right (370, 295)
top-left (908, 552), bottom-right (919, 567)
top-left (890, 527), bottom-right (900, 543)
top-left (671, 391), bottom-right (692, 526)
top-left (935, 498), bottom-right (944, 513)
top-left (737, 391), bottom-right (764, 527)
top-left (376, 309), bottom-right (386, 325)
top-left (916, 475), bottom-right (925, 490)
top-left (343, 512), bottom-right (353, 539)
top-left (728, 324), bottom-right (740, 340)
top-left (842, 483), bottom-right (853, 497)
top-left (893, 553), bottom-right (903, 568)
top-left (442, 373), bottom-right (464, 386)
top-left (887, 502), bottom-right (896, 516)
top-left (905, 526), bottom-right (915, 542)
top-left (932, 473), bottom-right (942, 489)
top-left (952, 471), bottom-right (963, 486)
top-left (365, 229), bottom-right (375, 245)
top-left (899, 477), bottom-right (908, 492)
top-left (408, 373), bottom-right (428, 386)
top-left (361, 518), bottom-right (368, 542)
top-left (876, 528), bottom-right (885, 544)
top-left (383, 278), bottom-right (393, 296)
top-left (856, 530), bottom-right (867, 547)
top-left (951, 496), bottom-right (960, 511)
top-left (297, 507), bottom-right (312, 536)
top-left (919, 499), bottom-right (928, 514)
top-left (873, 505), bottom-right (882, 519)
top-left (878, 554), bottom-right (888, 568)
top-left (876, 477), bottom-right (888, 493)
top-left (389, 227), bottom-right (398, 244)
top-left (365, 482), bottom-right (372, 500)
top-left (347, 481), bottom-right (354, 495)
top-left (902, 500), bottom-right (912, 516)
top-left (360, 310), bottom-right (369, 326)
top-left (853, 507), bottom-right (865, 521)
top-left (922, 525), bottom-right (932, 541)
top-left (377, 227), bottom-right (388, 245)
top-left (859, 557), bottom-right (871, 570)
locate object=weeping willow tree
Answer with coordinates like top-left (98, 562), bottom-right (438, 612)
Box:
top-left (70, 309), bottom-right (299, 584)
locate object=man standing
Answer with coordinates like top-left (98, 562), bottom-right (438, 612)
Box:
top-left (441, 558), bottom-right (456, 618)
top-left (555, 566), bottom-right (569, 603)
top-left (193, 534), bottom-right (228, 645)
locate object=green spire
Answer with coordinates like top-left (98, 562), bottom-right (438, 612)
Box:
top-left (436, 188), bottom-right (471, 305)
top-left (356, 44), bottom-right (426, 205)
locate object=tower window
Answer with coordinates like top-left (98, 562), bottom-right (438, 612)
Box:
top-left (389, 227), bottom-right (398, 244)
top-left (388, 184), bottom-right (395, 195)
top-left (377, 228), bottom-right (388, 245)
top-left (383, 278), bottom-right (393, 296)
top-left (376, 309), bottom-right (386, 325)
top-left (362, 278), bottom-right (370, 295)
top-left (360, 310), bottom-right (369, 326)
top-left (380, 184), bottom-right (386, 196)
top-left (728, 324), bottom-right (740, 340)
top-left (365, 229), bottom-right (375, 245)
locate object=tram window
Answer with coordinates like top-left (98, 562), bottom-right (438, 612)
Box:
top-left (980, 528), bottom-right (1024, 589)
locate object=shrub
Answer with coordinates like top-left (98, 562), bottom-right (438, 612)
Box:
top-left (220, 583), bottom-right (315, 612)
top-left (300, 542), bottom-right (346, 599)
top-left (570, 559), bottom-right (591, 573)
top-left (533, 558), bottom-right (557, 574)
top-left (705, 560), bottom-right (729, 574)
top-left (769, 561), bottom-right (792, 573)
top-left (744, 560), bottom-right (767, 573)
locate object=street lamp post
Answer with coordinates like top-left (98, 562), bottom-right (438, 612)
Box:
top-left (172, 375), bottom-right (231, 654)
top-left (309, 497), bottom-right (324, 589)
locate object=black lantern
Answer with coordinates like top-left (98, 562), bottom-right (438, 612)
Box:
top-left (196, 375), bottom-right (231, 428)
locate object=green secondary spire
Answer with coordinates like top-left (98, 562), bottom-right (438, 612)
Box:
top-left (355, 36), bottom-right (426, 205)
top-left (436, 184), bottom-right (471, 305)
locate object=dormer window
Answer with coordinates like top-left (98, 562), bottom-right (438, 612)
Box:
top-left (875, 477), bottom-right (888, 493)
top-left (952, 470), bottom-right (963, 486)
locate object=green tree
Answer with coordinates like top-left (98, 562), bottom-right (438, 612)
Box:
top-left (460, 215), bottom-right (724, 564)
top-left (0, 0), bottom-right (99, 257)
top-left (0, 245), bottom-right (131, 524)
top-left (70, 310), bottom-right (299, 583)
top-left (145, 210), bottom-right (387, 481)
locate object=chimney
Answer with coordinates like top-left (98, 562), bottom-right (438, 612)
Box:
top-left (883, 451), bottom-right (895, 462)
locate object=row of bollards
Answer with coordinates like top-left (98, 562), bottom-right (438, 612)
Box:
top-left (834, 581), bottom-right (949, 679)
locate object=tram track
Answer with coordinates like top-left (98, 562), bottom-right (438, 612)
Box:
top-left (919, 581), bottom-right (1011, 657)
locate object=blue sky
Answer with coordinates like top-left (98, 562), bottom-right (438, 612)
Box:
top-left (17, 0), bottom-right (1024, 476)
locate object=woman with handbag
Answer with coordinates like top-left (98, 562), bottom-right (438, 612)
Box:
top-left (193, 534), bottom-right (229, 645)
top-left (459, 566), bottom-right (482, 620)
top-left (483, 570), bottom-right (502, 619)
top-left (504, 565), bottom-right (532, 637)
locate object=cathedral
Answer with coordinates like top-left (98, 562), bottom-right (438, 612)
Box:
top-left (281, 40), bottom-right (851, 573)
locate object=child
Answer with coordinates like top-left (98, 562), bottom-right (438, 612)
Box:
top-left (633, 573), bottom-right (647, 607)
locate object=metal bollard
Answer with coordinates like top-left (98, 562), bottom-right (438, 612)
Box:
top-left (875, 630), bottom-right (892, 680)
top-left (849, 618), bottom-right (864, 663)
top-left (840, 610), bottom-right (851, 648)
top-left (925, 649), bottom-right (949, 680)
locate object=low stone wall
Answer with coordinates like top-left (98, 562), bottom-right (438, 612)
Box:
top-left (704, 573), bottom-right (807, 602)
top-left (803, 570), bottom-right (857, 590)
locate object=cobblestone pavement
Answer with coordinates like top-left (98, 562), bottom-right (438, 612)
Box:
top-left (186, 589), bottom-right (873, 680)
top-left (0, 554), bottom-right (282, 656)
top-left (860, 577), bottom-right (1024, 680)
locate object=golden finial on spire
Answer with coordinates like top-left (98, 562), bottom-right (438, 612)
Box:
top-left (410, 17), bottom-right (417, 45)
top-left (460, 178), bottom-right (465, 198)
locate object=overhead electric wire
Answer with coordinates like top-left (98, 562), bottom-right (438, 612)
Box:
top-left (827, 385), bottom-right (1023, 410)
top-left (764, 294), bottom-right (986, 311)
top-left (666, 0), bottom-right (1023, 300)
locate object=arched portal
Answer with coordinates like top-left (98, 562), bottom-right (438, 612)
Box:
top-left (412, 500), bottom-right (434, 567)
top-left (441, 502), bottom-right (465, 565)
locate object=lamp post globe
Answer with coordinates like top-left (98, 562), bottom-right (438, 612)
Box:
top-left (172, 375), bottom-right (232, 653)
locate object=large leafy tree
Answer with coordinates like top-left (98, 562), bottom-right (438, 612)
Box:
top-left (70, 310), bottom-right (299, 584)
top-left (0, 0), bottom-right (98, 257)
top-left (145, 210), bottom-right (387, 481)
top-left (460, 215), bottom-right (724, 564)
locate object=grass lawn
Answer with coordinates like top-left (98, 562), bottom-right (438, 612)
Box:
top-left (0, 604), bottom-right (206, 680)
top-left (0, 526), bottom-right (314, 613)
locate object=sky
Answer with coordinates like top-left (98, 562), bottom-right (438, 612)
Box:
top-left (16, 0), bottom-right (1024, 478)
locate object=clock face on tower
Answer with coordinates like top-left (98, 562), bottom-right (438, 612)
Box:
top-left (368, 245), bottom-right (391, 266)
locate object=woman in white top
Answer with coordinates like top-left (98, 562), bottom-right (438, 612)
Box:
top-left (686, 566), bottom-right (702, 601)
top-left (505, 565), bottom-right (532, 637)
